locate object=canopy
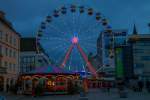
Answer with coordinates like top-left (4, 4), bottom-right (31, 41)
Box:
top-left (27, 65), bottom-right (73, 74)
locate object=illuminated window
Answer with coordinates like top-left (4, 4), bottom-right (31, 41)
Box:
top-left (47, 80), bottom-right (55, 86)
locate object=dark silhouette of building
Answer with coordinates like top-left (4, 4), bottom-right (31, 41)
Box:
top-left (20, 37), bottom-right (51, 74)
top-left (128, 25), bottom-right (150, 80)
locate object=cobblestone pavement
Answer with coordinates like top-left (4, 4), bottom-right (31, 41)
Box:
top-left (0, 89), bottom-right (150, 100)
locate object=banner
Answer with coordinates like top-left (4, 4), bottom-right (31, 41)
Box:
top-left (115, 48), bottom-right (124, 78)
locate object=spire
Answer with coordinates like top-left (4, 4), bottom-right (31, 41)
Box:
top-left (133, 24), bottom-right (138, 35)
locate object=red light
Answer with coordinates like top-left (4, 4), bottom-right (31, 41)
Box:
top-left (72, 37), bottom-right (78, 44)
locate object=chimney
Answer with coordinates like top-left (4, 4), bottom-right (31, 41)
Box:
top-left (0, 11), bottom-right (5, 19)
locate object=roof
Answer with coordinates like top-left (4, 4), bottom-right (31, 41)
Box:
top-left (132, 24), bottom-right (138, 35)
top-left (100, 29), bottom-right (127, 37)
top-left (20, 37), bottom-right (37, 51)
top-left (0, 11), bottom-right (21, 37)
top-left (26, 65), bottom-right (74, 74)
top-left (128, 34), bottom-right (150, 42)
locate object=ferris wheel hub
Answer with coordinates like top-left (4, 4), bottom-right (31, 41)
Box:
top-left (72, 37), bottom-right (78, 44)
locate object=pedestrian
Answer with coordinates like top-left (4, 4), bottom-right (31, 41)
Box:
top-left (146, 80), bottom-right (150, 93)
top-left (32, 86), bottom-right (35, 97)
top-left (6, 84), bottom-right (9, 93)
top-left (138, 80), bottom-right (144, 92)
top-left (106, 81), bottom-right (111, 93)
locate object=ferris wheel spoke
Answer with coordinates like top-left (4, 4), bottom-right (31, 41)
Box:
top-left (80, 35), bottom-right (99, 41)
top-left (54, 44), bottom-right (70, 65)
top-left (78, 13), bottom-right (94, 33)
top-left (81, 44), bottom-right (97, 52)
top-left (46, 23), bottom-right (66, 35)
top-left (72, 13), bottom-right (76, 32)
top-left (81, 42), bottom-right (102, 48)
top-left (40, 37), bottom-right (69, 42)
top-left (79, 16), bottom-right (99, 36)
top-left (45, 43), bottom-right (68, 52)
top-left (50, 43), bottom-right (69, 64)
top-left (79, 27), bottom-right (100, 40)
top-left (80, 44), bottom-right (94, 56)
top-left (67, 49), bottom-right (74, 71)
top-left (59, 15), bottom-right (72, 36)
top-left (80, 22), bottom-right (101, 37)
top-left (77, 13), bottom-right (87, 34)
top-left (81, 42), bottom-right (99, 50)
top-left (81, 42), bottom-right (96, 47)
top-left (41, 40), bottom-right (69, 46)
top-left (78, 51), bottom-right (86, 71)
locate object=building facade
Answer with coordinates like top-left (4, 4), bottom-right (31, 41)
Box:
top-left (97, 29), bottom-right (127, 76)
top-left (122, 45), bottom-right (134, 80)
top-left (0, 11), bottom-right (20, 91)
top-left (20, 38), bottom-right (51, 74)
top-left (128, 34), bottom-right (150, 80)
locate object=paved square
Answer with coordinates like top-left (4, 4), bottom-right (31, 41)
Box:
top-left (1, 89), bottom-right (150, 100)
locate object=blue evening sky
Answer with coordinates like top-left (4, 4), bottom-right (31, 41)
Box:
top-left (0, 0), bottom-right (150, 36)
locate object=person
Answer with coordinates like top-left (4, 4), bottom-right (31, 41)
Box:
top-left (146, 80), bottom-right (150, 93)
top-left (138, 80), bottom-right (144, 92)
top-left (105, 81), bottom-right (110, 93)
top-left (32, 86), bottom-right (35, 97)
top-left (6, 84), bottom-right (9, 93)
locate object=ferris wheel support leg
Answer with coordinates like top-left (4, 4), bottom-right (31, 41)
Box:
top-left (76, 44), bottom-right (98, 78)
top-left (60, 44), bottom-right (74, 68)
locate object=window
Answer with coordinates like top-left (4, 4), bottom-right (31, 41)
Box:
top-left (9, 49), bottom-right (12, 57)
top-left (133, 49), bottom-right (144, 54)
top-left (13, 37), bottom-right (16, 46)
top-left (0, 31), bottom-right (2, 40)
top-left (5, 48), bottom-right (8, 56)
top-left (0, 45), bottom-right (2, 55)
top-left (9, 63), bottom-right (12, 71)
top-left (27, 57), bottom-right (31, 62)
top-left (0, 60), bottom-right (2, 67)
top-left (4, 61), bottom-right (8, 67)
top-left (13, 64), bottom-right (15, 71)
top-left (141, 56), bottom-right (150, 61)
top-left (5, 33), bottom-right (8, 42)
top-left (135, 63), bottom-right (144, 68)
top-left (9, 35), bottom-right (12, 44)
top-left (13, 51), bottom-right (16, 58)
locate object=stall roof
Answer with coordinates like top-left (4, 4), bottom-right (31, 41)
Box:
top-left (25, 65), bottom-right (74, 74)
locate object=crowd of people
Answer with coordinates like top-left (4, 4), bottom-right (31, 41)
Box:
top-left (129, 79), bottom-right (150, 92)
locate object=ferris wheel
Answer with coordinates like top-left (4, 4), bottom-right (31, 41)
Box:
top-left (36, 4), bottom-right (113, 77)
